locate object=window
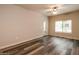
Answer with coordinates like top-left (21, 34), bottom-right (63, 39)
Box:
top-left (55, 21), bottom-right (62, 32)
top-left (55, 20), bottom-right (72, 33)
top-left (63, 20), bottom-right (72, 33)
top-left (43, 21), bottom-right (46, 32)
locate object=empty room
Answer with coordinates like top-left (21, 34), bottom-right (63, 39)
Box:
top-left (0, 4), bottom-right (79, 55)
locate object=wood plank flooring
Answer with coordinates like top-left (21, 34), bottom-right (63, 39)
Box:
top-left (43, 36), bottom-right (79, 55)
top-left (0, 35), bottom-right (79, 55)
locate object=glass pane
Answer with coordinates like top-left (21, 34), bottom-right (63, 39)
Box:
top-left (55, 21), bottom-right (63, 32)
top-left (63, 20), bottom-right (72, 33)
top-left (43, 21), bottom-right (46, 32)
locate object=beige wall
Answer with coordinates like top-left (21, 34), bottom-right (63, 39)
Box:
top-left (48, 11), bottom-right (79, 40)
top-left (0, 5), bottom-right (48, 49)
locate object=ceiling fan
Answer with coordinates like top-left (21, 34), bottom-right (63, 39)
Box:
top-left (46, 4), bottom-right (63, 15)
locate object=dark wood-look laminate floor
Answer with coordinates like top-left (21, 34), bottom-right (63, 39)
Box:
top-left (0, 35), bottom-right (79, 55)
top-left (42, 36), bottom-right (79, 55)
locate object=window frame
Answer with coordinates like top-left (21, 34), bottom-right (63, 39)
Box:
top-left (55, 20), bottom-right (72, 33)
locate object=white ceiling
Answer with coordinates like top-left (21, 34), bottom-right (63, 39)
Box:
top-left (17, 4), bottom-right (79, 16)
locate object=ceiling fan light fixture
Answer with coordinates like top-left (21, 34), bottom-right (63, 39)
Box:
top-left (53, 11), bottom-right (57, 14)
top-left (46, 6), bottom-right (58, 15)
top-left (52, 7), bottom-right (57, 15)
